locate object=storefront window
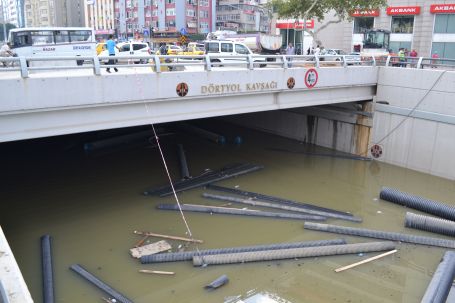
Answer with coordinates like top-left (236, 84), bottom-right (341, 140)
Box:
top-left (389, 41), bottom-right (411, 53)
top-left (353, 17), bottom-right (374, 33)
top-left (432, 42), bottom-right (455, 60)
top-left (391, 16), bottom-right (414, 33)
top-left (434, 14), bottom-right (455, 33)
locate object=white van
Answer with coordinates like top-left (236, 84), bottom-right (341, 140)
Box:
top-left (204, 40), bottom-right (266, 67)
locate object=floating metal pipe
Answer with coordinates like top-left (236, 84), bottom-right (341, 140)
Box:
top-left (380, 187), bottom-right (455, 221)
top-left (157, 203), bottom-right (327, 221)
top-left (158, 164), bottom-right (264, 197)
top-left (83, 129), bottom-right (154, 152)
top-left (205, 275), bottom-right (229, 289)
top-left (202, 192), bottom-right (362, 223)
top-left (140, 239), bottom-right (346, 264)
top-left (178, 123), bottom-right (226, 144)
top-left (405, 212), bottom-right (455, 237)
top-left (177, 144), bottom-right (190, 179)
top-left (267, 147), bottom-right (372, 161)
top-left (206, 184), bottom-right (352, 217)
top-left (421, 251), bottom-right (455, 303)
top-left (304, 223), bottom-right (455, 249)
top-left (192, 241), bottom-right (396, 266)
top-left (69, 264), bottom-right (133, 303)
top-left (41, 235), bottom-right (54, 303)
top-left (144, 163), bottom-right (263, 196)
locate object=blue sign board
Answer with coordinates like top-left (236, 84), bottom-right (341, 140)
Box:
top-left (143, 29), bottom-right (149, 37)
top-left (180, 28), bottom-right (188, 36)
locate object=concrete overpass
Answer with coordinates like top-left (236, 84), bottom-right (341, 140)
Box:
top-left (0, 55), bottom-right (378, 143)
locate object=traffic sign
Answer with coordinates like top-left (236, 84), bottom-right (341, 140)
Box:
top-left (180, 28), bottom-right (188, 35)
top-left (143, 29), bottom-right (149, 37)
top-left (179, 35), bottom-right (187, 44)
top-left (304, 68), bottom-right (318, 88)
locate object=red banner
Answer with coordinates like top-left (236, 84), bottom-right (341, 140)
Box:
top-left (276, 19), bottom-right (314, 29)
top-left (387, 6), bottom-right (421, 15)
top-left (350, 9), bottom-right (380, 17)
top-left (430, 4), bottom-right (455, 13)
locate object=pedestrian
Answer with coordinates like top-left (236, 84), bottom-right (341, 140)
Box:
top-left (106, 35), bottom-right (118, 73)
top-left (398, 48), bottom-right (406, 67)
top-left (409, 49), bottom-right (418, 67)
top-left (0, 42), bottom-right (14, 67)
top-left (286, 43), bottom-right (295, 67)
top-left (409, 49), bottom-right (417, 57)
top-left (431, 51), bottom-right (439, 68)
top-left (314, 45), bottom-right (321, 56)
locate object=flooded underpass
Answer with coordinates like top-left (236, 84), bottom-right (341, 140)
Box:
top-left (1, 118), bottom-right (455, 303)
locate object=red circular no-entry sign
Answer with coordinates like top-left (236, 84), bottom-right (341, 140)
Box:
top-left (304, 68), bottom-right (318, 89)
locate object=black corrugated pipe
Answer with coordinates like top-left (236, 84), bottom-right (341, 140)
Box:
top-left (41, 235), bottom-right (54, 303)
top-left (206, 184), bottom-right (353, 217)
top-left (193, 241), bottom-right (396, 266)
top-left (421, 251), bottom-right (455, 303)
top-left (140, 238), bottom-right (346, 264)
top-left (145, 163), bottom-right (264, 197)
top-left (70, 264), bottom-right (133, 303)
top-left (177, 144), bottom-right (190, 179)
top-left (157, 203), bottom-right (327, 221)
top-left (405, 212), bottom-right (455, 237)
top-left (303, 222), bottom-right (455, 249)
top-left (380, 187), bottom-right (455, 221)
top-left (202, 192), bottom-right (362, 223)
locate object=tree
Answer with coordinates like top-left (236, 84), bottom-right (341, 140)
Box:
top-left (269, 0), bottom-right (387, 46)
top-left (0, 23), bottom-right (16, 42)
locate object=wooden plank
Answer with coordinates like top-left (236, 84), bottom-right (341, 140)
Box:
top-left (133, 230), bottom-right (203, 243)
top-left (334, 249), bottom-right (397, 273)
top-left (129, 240), bottom-right (171, 259)
top-left (138, 269), bottom-right (175, 275)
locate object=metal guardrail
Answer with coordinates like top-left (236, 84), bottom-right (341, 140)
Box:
top-left (4, 54), bottom-right (451, 79)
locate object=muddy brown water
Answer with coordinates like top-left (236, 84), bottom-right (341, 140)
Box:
top-left (1, 121), bottom-right (455, 303)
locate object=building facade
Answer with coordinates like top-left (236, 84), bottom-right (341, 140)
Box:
top-left (113, 0), bottom-right (216, 41)
top-left (313, 0), bottom-right (455, 58)
top-left (55, 0), bottom-right (85, 27)
top-left (216, 0), bottom-right (270, 33)
top-left (1, 0), bottom-right (25, 27)
top-left (24, 0), bottom-right (56, 27)
top-left (85, 0), bottom-right (115, 39)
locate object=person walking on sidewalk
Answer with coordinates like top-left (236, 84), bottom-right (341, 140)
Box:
top-left (106, 35), bottom-right (118, 73)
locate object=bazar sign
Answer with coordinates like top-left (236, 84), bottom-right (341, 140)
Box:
top-left (201, 81), bottom-right (278, 94)
top-left (387, 6), bottom-right (421, 15)
top-left (276, 19), bottom-right (315, 29)
top-left (350, 9), bottom-right (380, 17)
top-left (430, 4), bottom-right (455, 13)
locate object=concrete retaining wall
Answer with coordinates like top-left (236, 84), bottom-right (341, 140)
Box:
top-left (373, 68), bottom-right (455, 180)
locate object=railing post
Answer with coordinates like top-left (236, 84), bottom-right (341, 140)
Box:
top-left (385, 55), bottom-right (391, 67)
top-left (154, 55), bottom-right (161, 73)
top-left (247, 54), bottom-right (254, 70)
top-left (19, 57), bottom-right (29, 78)
top-left (342, 55), bottom-right (347, 68)
top-left (417, 57), bottom-right (423, 69)
top-left (204, 55), bottom-right (212, 71)
top-left (282, 55), bottom-right (288, 69)
top-left (371, 56), bottom-right (377, 67)
top-left (315, 55), bottom-right (320, 68)
top-left (93, 56), bottom-right (101, 75)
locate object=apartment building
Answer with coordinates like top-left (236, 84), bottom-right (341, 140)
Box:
top-left (85, 0), bottom-right (115, 38)
top-left (24, 0), bottom-right (56, 27)
top-left (313, 0), bottom-right (455, 58)
top-left (114, 0), bottom-right (216, 41)
top-left (216, 0), bottom-right (270, 32)
top-left (1, 0), bottom-right (25, 27)
top-left (55, 0), bottom-right (85, 27)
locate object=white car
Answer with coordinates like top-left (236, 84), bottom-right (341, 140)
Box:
top-left (99, 41), bottom-right (151, 63)
top-left (204, 40), bottom-right (267, 67)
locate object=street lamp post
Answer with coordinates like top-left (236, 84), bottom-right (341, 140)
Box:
top-left (1, 0), bottom-right (8, 42)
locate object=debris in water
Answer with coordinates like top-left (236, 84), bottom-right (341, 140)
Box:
top-left (206, 275), bottom-right (229, 290)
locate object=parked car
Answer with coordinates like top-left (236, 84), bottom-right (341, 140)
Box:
top-left (346, 52), bottom-right (361, 65)
top-left (166, 45), bottom-right (183, 55)
top-left (320, 48), bottom-right (347, 61)
top-left (99, 41), bottom-right (151, 63)
top-left (204, 40), bottom-right (267, 67)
